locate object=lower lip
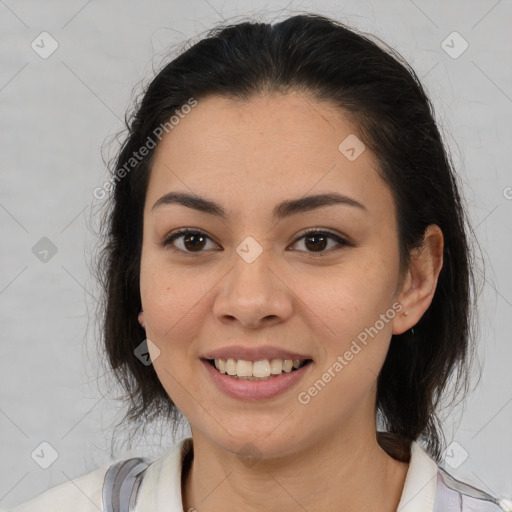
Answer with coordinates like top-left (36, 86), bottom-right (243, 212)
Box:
top-left (201, 359), bottom-right (313, 401)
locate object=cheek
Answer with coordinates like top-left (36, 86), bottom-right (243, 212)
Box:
top-left (139, 252), bottom-right (207, 404)
top-left (140, 248), bottom-right (207, 336)
top-left (306, 256), bottom-right (397, 328)
top-left (297, 279), bottom-right (396, 424)
top-left (296, 252), bottom-right (399, 382)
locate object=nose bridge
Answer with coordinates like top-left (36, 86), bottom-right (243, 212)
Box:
top-left (233, 240), bottom-right (273, 290)
top-left (213, 238), bottom-right (292, 327)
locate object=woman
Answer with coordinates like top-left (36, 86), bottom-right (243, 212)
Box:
top-left (11, 12), bottom-right (511, 512)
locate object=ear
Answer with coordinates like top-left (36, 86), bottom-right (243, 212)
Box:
top-left (392, 224), bottom-right (444, 335)
top-left (138, 309), bottom-right (145, 329)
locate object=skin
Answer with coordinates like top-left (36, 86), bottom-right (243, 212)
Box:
top-left (138, 91), bottom-right (444, 512)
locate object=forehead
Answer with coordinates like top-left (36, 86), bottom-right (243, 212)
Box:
top-left (146, 92), bottom-right (394, 220)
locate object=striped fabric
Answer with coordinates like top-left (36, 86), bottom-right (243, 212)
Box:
top-left (102, 458), bottom-right (149, 512)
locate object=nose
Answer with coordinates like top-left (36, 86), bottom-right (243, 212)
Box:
top-left (212, 248), bottom-right (294, 330)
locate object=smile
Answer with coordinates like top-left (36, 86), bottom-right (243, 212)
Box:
top-left (201, 358), bottom-right (314, 401)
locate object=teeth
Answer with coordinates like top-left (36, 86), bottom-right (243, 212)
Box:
top-left (225, 358), bottom-right (237, 375)
top-left (236, 360), bottom-right (253, 377)
top-left (269, 359), bottom-right (282, 374)
top-left (216, 359), bottom-right (226, 373)
top-left (213, 358), bottom-right (307, 378)
top-left (253, 360), bottom-right (271, 378)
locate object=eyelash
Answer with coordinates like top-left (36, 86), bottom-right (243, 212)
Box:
top-left (162, 228), bottom-right (353, 257)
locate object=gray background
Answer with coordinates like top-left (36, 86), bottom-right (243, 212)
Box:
top-left (1, 0), bottom-right (511, 508)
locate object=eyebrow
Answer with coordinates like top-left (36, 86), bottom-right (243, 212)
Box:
top-left (152, 191), bottom-right (366, 219)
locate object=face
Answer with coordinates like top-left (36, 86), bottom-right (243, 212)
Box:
top-left (139, 92), bottom-right (405, 459)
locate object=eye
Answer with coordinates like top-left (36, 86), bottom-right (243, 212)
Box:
top-left (162, 228), bottom-right (352, 256)
top-left (162, 229), bottom-right (220, 254)
top-left (290, 229), bottom-right (352, 255)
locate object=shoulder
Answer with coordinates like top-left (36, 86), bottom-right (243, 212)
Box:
top-left (434, 467), bottom-right (511, 512)
top-left (9, 463), bottom-right (110, 512)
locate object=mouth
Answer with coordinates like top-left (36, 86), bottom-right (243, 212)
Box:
top-left (203, 357), bottom-right (314, 381)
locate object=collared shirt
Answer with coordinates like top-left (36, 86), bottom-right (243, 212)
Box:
top-left (10, 437), bottom-right (508, 511)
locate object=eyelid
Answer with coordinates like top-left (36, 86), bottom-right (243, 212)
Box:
top-left (295, 227), bottom-right (353, 245)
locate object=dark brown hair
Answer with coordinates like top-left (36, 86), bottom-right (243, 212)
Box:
top-left (96, 13), bottom-right (479, 461)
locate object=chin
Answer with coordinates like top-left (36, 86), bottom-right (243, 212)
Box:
top-left (202, 426), bottom-right (307, 462)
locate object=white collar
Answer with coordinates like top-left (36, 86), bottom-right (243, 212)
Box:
top-left (397, 441), bottom-right (439, 512)
top-left (137, 437), bottom-right (438, 511)
top-left (136, 436), bottom-right (191, 510)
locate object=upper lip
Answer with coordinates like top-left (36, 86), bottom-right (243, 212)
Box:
top-left (201, 345), bottom-right (313, 362)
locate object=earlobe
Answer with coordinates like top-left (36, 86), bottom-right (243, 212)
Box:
top-left (138, 309), bottom-right (145, 329)
top-left (392, 225), bottom-right (444, 336)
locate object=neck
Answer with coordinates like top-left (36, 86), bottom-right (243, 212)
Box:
top-left (181, 425), bottom-right (409, 512)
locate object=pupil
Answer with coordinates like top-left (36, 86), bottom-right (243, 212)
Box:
top-left (184, 233), bottom-right (205, 251)
top-left (305, 234), bottom-right (327, 252)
